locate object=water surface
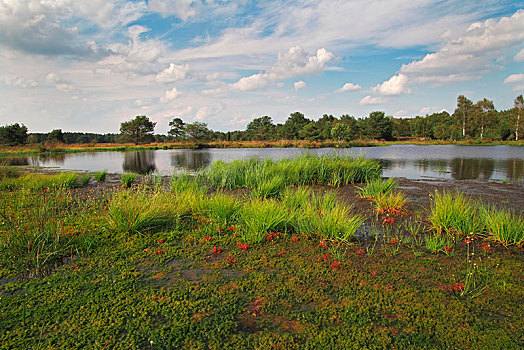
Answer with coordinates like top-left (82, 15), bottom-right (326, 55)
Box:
top-left (5, 145), bottom-right (523, 181)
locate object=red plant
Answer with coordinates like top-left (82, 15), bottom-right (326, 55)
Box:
top-left (154, 249), bottom-right (164, 255)
top-left (203, 236), bottom-right (212, 241)
top-left (356, 248), bottom-right (365, 255)
top-left (69, 265), bottom-right (80, 270)
top-left (318, 240), bottom-right (327, 248)
top-left (443, 246), bottom-right (452, 253)
top-left (277, 249), bottom-right (286, 257)
top-left (210, 246), bottom-right (223, 257)
top-left (384, 217), bottom-right (395, 225)
top-left (291, 235), bottom-right (299, 243)
top-left (481, 243), bottom-right (492, 252)
top-left (226, 256), bottom-right (237, 265)
top-left (389, 238), bottom-right (399, 244)
top-left (448, 282), bottom-right (465, 293)
top-left (157, 239), bottom-right (164, 244)
top-left (330, 261), bottom-right (341, 269)
top-left (217, 227), bottom-right (223, 233)
top-left (226, 226), bottom-right (237, 232)
top-left (316, 253), bottom-right (330, 262)
top-left (236, 242), bottom-right (249, 251)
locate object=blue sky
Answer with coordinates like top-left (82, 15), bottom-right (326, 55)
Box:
top-left (0, 0), bottom-right (523, 134)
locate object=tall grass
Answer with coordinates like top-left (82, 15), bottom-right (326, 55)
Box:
top-left (170, 173), bottom-right (206, 195)
top-left (199, 154), bottom-right (381, 189)
top-left (356, 178), bottom-right (398, 199)
top-left (195, 191), bottom-right (241, 226)
top-left (429, 191), bottom-right (484, 236)
top-left (0, 172), bottom-right (79, 190)
top-left (374, 191), bottom-right (408, 214)
top-left (105, 189), bottom-right (189, 236)
top-left (121, 173), bottom-right (137, 188)
top-left (238, 199), bottom-right (288, 243)
top-left (280, 187), bottom-right (312, 211)
top-left (479, 204), bottom-right (524, 246)
top-left (251, 175), bottom-right (285, 199)
top-left (94, 170), bottom-right (107, 182)
top-left (0, 188), bottom-right (98, 277)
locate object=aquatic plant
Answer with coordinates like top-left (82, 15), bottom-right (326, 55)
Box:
top-left (238, 199), bottom-right (288, 243)
top-left (121, 172), bottom-right (137, 188)
top-left (478, 204), bottom-right (524, 246)
top-left (374, 191), bottom-right (408, 214)
top-left (356, 177), bottom-right (398, 199)
top-left (94, 170), bottom-right (107, 182)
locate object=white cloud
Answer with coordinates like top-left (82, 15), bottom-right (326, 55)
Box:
top-left (156, 63), bottom-right (190, 83)
top-left (359, 95), bottom-right (385, 105)
top-left (372, 74), bottom-right (411, 95)
top-left (336, 82), bottom-right (361, 93)
top-left (160, 87), bottom-right (180, 103)
top-left (45, 73), bottom-right (72, 92)
top-left (504, 74), bottom-right (524, 84)
top-left (420, 106), bottom-right (432, 115)
top-left (515, 48), bottom-right (524, 62)
top-left (148, 0), bottom-right (198, 21)
top-left (399, 10), bottom-right (524, 84)
top-left (228, 46), bottom-right (335, 92)
top-left (294, 81), bottom-right (306, 91)
top-left (2, 74), bottom-right (38, 88)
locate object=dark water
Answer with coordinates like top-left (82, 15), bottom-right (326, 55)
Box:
top-left (4, 145), bottom-right (523, 181)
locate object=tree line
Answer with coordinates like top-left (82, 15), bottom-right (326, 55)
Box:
top-left (1, 94), bottom-right (522, 146)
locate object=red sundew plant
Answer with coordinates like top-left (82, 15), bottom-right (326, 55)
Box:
top-left (236, 242), bottom-right (249, 251)
top-left (319, 240), bottom-right (327, 248)
top-left (384, 217), bottom-right (395, 225)
top-left (291, 235), bottom-right (299, 243)
top-left (356, 248), bottom-right (365, 255)
top-left (330, 261), bottom-right (341, 269)
top-left (443, 246), bottom-right (452, 253)
top-left (157, 239), bottom-right (164, 244)
top-left (154, 249), bottom-right (164, 255)
top-left (389, 238), bottom-right (399, 244)
top-left (277, 249), bottom-right (286, 257)
top-left (210, 246), bottom-right (223, 257)
top-left (481, 243), bottom-right (492, 252)
top-left (226, 256), bottom-right (237, 265)
top-left (226, 226), bottom-right (237, 232)
top-left (316, 253), bottom-right (330, 262)
top-left (447, 282), bottom-right (465, 294)
top-left (203, 236), bottom-right (212, 241)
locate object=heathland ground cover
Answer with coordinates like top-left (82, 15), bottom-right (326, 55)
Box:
top-left (0, 155), bottom-right (522, 349)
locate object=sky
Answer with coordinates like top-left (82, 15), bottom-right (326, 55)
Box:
top-left (0, 0), bottom-right (523, 134)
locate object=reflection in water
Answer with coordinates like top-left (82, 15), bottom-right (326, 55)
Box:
top-left (38, 153), bottom-right (66, 164)
top-left (503, 159), bottom-right (524, 180)
top-left (123, 151), bottom-right (156, 174)
top-left (1, 156), bottom-right (29, 166)
top-left (170, 151), bottom-right (211, 170)
top-left (450, 158), bottom-right (494, 180)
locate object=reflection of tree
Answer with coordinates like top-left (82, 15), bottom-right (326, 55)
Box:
top-left (38, 153), bottom-right (65, 164)
top-left (1, 156), bottom-right (29, 166)
top-left (170, 151), bottom-right (211, 171)
top-left (123, 151), bottom-right (156, 174)
top-left (503, 159), bottom-right (524, 181)
top-left (450, 158), bottom-right (494, 180)
top-left (414, 159), bottom-right (447, 173)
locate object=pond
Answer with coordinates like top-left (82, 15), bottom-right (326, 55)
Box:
top-left (4, 145), bottom-right (524, 181)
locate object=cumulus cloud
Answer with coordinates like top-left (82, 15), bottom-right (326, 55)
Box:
top-left (148, 0), bottom-right (199, 21)
top-left (45, 73), bottom-right (72, 92)
top-left (0, 0), bottom-right (114, 57)
top-left (335, 82), bottom-right (361, 93)
top-left (515, 48), bottom-right (524, 62)
top-left (359, 95), bottom-right (385, 105)
top-left (160, 87), bottom-right (180, 103)
top-left (227, 46), bottom-right (335, 92)
top-left (294, 81), bottom-right (306, 91)
top-left (372, 74), bottom-right (411, 96)
top-left (400, 10), bottom-right (524, 84)
top-left (504, 74), bottom-right (524, 84)
top-left (2, 74), bottom-right (38, 88)
top-left (156, 63), bottom-right (190, 82)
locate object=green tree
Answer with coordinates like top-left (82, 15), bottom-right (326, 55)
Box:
top-left (281, 112), bottom-right (310, 140)
top-left (365, 111), bottom-right (393, 140)
top-left (47, 129), bottom-right (65, 143)
top-left (514, 94), bottom-right (523, 141)
top-left (299, 122), bottom-right (321, 141)
top-left (246, 116), bottom-right (275, 140)
top-left (475, 98), bottom-right (494, 140)
top-left (454, 95), bottom-right (473, 138)
top-left (184, 121), bottom-right (211, 144)
top-left (0, 123), bottom-right (28, 146)
top-left (120, 115), bottom-right (156, 145)
top-left (168, 117), bottom-right (185, 140)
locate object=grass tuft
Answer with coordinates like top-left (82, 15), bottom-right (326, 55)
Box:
top-left (429, 190), bottom-right (484, 236)
top-left (479, 204), bottom-right (524, 246)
